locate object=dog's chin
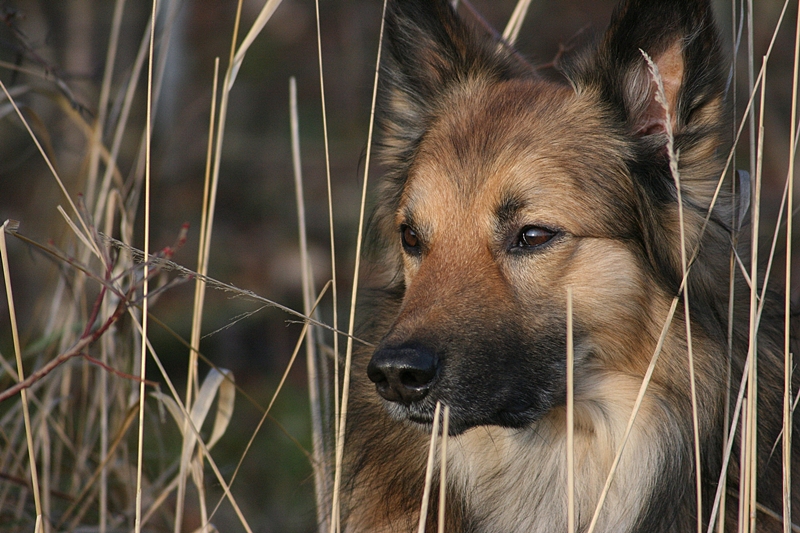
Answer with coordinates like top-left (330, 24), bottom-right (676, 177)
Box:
top-left (383, 400), bottom-right (546, 436)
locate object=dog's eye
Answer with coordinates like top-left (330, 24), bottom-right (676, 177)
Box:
top-left (401, 225), bottom-right (421, 253)
top-left (517, 226), bottom-right (556, 248)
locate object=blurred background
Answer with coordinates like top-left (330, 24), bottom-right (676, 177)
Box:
top-left (0, 0), bottom-right (797, 531)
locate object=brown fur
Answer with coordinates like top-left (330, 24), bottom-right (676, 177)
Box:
top-left (340, 1), bottom-right (798, 531)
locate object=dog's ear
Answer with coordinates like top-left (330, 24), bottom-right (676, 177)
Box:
top-left (578, 0), bottom-right (726, 138)
top-left (571, 0), bottom-right (728, 209)
top-left (379, 0), bottom-right (530, 167)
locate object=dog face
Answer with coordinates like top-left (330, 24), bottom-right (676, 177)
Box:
top-left (369, 80), bottom-right (653, 433)
top-left (367, 0), bottom-right (728, 435)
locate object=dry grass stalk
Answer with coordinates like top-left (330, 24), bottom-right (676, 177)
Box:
top-left (567, 286), bottom-right (575, 533)
top-left (132, 1), bottom-right (158, 531)
top-left (438, 405), bottom-right (450, 533)
top-left (642, 48), bottom-right (705, 533)
top-left (783, 3), bottom-right (800, 530)
top-left (329, 2), bottom-right (390, 531)
top-left (502, 0), bottom-right (532, 46)
top-left (0, 221), bottom-right (43, 533)
top-left (291, 74), bottom-right (331, 531)
top-left (417, 402), bottom-right (442, 533)
top-left (313, 1), bottom-right (341, 527)
top-left (179, 53), bottom-right (220, 533)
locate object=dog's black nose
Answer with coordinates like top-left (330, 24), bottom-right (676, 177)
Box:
top-left (367, 345), bottom-right (438, 404)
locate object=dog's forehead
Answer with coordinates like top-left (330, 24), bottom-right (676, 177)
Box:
top-left (400, 79), bottom-right (633, 228)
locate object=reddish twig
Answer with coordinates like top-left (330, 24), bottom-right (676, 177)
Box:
top-left (0, 287), bottom-right (143, 404)
top-left (81, 353), bottom-right (158, 388)
top-left (0, 336), bottom-right (93, 403)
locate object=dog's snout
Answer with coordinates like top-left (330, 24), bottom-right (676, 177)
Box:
top-left (367, 346), bottom-right (438, 404)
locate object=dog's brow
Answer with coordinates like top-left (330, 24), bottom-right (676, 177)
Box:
top-left (399, 207), bottom-right (417, 229)
top-left (495, 195), bottom-right (525, 225)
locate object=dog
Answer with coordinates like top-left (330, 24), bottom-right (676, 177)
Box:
top-left (340, 0), bottom-right (797, 531)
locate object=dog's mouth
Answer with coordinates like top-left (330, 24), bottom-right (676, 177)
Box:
top-left (386, 397), bottom-right (546, 436)
top-left (383, 400), bottom-right (460, 433)
top-left (407, 412), bottom-right (435, 425)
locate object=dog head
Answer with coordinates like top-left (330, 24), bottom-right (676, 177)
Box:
top-left (367, 0), bottom-right (730, 435)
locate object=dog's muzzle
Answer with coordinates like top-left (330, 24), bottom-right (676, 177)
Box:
top-left (366, 345), bottom-right (439, 405)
